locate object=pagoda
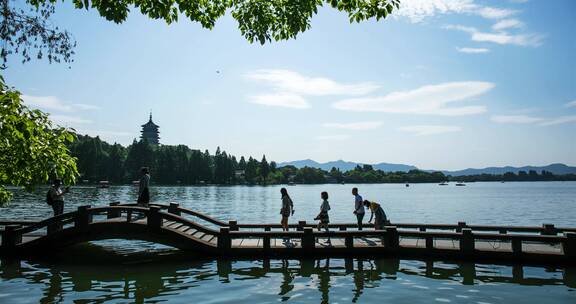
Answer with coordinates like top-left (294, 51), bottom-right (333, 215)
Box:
top-left (140, 112), bottom-right (160, 145)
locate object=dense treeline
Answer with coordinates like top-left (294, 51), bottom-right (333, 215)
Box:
top-left (452, 170), bottom-right (576, 182)
top-left (68, 135), bottom-right (449, 185)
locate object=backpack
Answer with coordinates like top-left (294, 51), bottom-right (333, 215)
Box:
top-left (46, 189), bottom-right (54, 205)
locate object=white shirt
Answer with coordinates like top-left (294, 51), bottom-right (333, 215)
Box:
top-left (354, 194), bottom-right (365, 214)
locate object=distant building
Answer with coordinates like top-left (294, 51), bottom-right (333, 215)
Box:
top-left (141, 112), bottom-right (160, 145)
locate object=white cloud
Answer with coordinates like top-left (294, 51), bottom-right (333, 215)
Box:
top-left (244, 69), bottom-right (379, 96)
top-left (22, 94), bottom-right (99, 112)
top-left (539, 116), bottom-right (576, 126)
top-left (332, 81), bottom-right (492, 116)
top-left (322, 122), bottom-right (382, 130)
top-left (477, 7), bottom-right (516, 19)
top-left (398, 125), bottom-right (462, 136)
top-left (457, 47), bottom-right (490, 53)
top-left (248, 93), bottom-right (310, 109)
top-left (23, 95), bottom-right (74, 112)
top-left (446, 25), bottom-right (544, 47)
top-left (491, 115), bottom-right (544, 124)
top-left (72, 103), bottom-right (100, 110)
top-left (316, 135), bottom-right (351, 141)
top-left (395, 0), bottom-right (517, 23)
top-left (50, 115), bottom-right (93, 125)
top-left (565, 100), bottom-right (576, 108)
top-left (471, 31), bottom-right (543, 47)
top-left (492, 19), bottom-right (524, 31)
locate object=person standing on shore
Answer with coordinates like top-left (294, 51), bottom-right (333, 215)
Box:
top-left (280, 188), bottom-right (294, 232)
top-left (352, 187), bottom-right (365, 230)
top-left (47, 179), bottom-right (69, 216)
top-left (137, 167), bottom-right (151, 207)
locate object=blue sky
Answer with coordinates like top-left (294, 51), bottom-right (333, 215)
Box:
top-left (5, 0), bottom-right (576, 170)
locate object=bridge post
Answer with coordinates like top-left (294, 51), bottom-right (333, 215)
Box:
top-left (460, 228), bottom-right (474, 254)
top-left (384, 226), bottom-right (399, 249)
top-left (512, 238), bottom-right (522, 254)
top-left (168, 203), bottom-right (181, 216)
top-left (339, 226), bottom-right (347, 231)
top-left (229, 221), bottom-right (238, 231)
top-left (147, 206), bottom-right (162, 230)
top-left (542, 224), bottom-right (556, 236)
top-left (297, 221), bottom-right (306, 232)
top-left (75, 205), bottom-right (93, 231)
top-left (218, 227), bottom-right (231, 250)
top-left (108, 202), bottom-right (120, 219)
top-left (425, 236), bottom-right (434, 249)
top-left (1, 225), bottom-right (22, 248)
top-left (263, 227), bottom-right (271, 250)
top-left (457, 221), bottom-right (467, 233)
top-left (345, 235), bottom-right (354, 248)
top-left (562, 232), bottom-right (576, 258)
top-left (302, 227), bottom-right (314, 249)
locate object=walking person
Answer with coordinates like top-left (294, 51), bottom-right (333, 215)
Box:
top-left (47, 179), bottom-right (69, 216)
top-left (137, 167), bottom-right (151, 207)
top-left (280, 188), bottom-right (294, 232)
top-left (314, 191), bottom-right (331, 244)
top-left (363, 200), bottom-right (389, 230)
top-left (352, 188), bottom-right (365, 230)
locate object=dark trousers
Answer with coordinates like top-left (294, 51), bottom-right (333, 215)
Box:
top-left (356, 212), bottom-right (365, 230)
top-left (52, 201), bottom-right (64, 216)
top-left (49, 201), bottom-right (64, 232)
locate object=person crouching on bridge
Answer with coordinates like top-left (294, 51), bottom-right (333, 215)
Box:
top-left (315, 191), bottom-right (331, 244)
top-left (137, 167), bottom-right (151, 207)
top-left (280, 188), bottom-right (294, 232)
top-left (363, 200), bottom-right (388, 230)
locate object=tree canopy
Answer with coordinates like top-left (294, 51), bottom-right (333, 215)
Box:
top-left (1, 0), bottom-right (400, 66)
top-left (0, 76), bottom-right (78, 206)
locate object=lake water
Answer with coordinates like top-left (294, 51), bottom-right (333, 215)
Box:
top-left (1, 182), bottom-right (575, 303)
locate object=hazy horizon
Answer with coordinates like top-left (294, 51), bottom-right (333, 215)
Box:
top-left (4, 0), bottom-right (575, 170)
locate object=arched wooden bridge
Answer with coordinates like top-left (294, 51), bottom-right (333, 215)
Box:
top-left (1, 203), bottom-right (575, 265)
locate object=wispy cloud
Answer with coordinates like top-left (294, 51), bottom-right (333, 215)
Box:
top-left (491, 115), bottom-right (544, 124)
top-left (539, 116), bottom-right (576, 126)
top-left (395, 0), bottom-right (517, 23)
top-left (565, 100), bottom-right (576, 108)
top-left (248, 93), bottom-right (310, 109)
top-left (316, 135), bottom-right (351, 141)
top-left (50, 115), bottom-right (93, 125)
top-left (445, 25), bottom-right (544, 47)
top-left (398, 125), bottom-right (462, 136)
top-left (457, 47), bottom-right (490, 53)
top-left (477, 7), bottom-right (516, 19)
top-left (22, 95), bottom-right (100, 112)
top-left (491, 114), bottom-right (576, 126)
top-left (492, 19), bottom-right (524, 31)
top-left (322, 122), bottom-right (382, 130)
top-left (332, 81), bottom-right (492, 116)
top-left (244, 69), bottom-right (379, 96)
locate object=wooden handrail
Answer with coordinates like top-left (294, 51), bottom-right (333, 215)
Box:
top-left (15, 211), bottom-right (78, 235)
top-left (130, 203), bottom-right (575, 234)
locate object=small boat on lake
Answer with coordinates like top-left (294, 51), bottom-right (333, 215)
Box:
top-left (455, 182), bottom-right (466, 186)
top-left (97, 181), bottom-right (110, 188)
top-left (132, 180), bottom-right (139, 186)
top-left (439, 182), bottom-right (449, 186)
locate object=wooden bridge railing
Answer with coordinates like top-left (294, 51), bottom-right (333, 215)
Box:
top-left (131, 202), bottom-right (576, 236)
top-left (1, 203), bottom-right (575, 261)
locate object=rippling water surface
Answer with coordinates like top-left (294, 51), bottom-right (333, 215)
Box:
top-left (1, 182), bottom-right (575, 303)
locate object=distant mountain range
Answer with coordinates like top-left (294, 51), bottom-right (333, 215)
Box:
top-left (278, 160), bottom-right (576, 176)
top-left (440, 163), bottom-right (576, 177)
top-left (277, 159), bottom-right (417, 172)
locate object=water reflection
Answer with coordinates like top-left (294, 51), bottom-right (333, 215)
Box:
top-left (0, 242), bottom-right (574, 303)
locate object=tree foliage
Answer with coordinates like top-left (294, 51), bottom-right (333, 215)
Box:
top-left (0, 76), bottom-right (78, 206)
top-left (1, 0), bottom-right (400, 65)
